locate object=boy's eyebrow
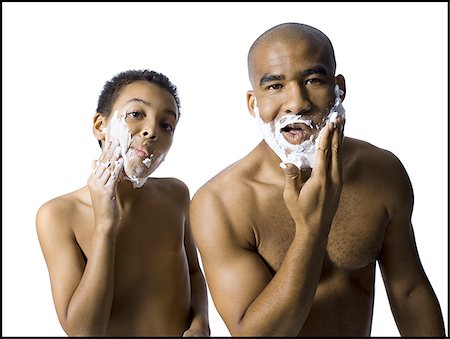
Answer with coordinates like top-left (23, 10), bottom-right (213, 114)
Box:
top-left (126, 98), bottom-right (178, 120)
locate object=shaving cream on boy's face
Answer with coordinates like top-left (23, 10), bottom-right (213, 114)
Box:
top-left (103, 106), bottom-right (166, 188)
top-left (254, 84), bottom-right (345, 169)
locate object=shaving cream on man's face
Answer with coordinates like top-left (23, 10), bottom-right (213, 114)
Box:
top-left (254, 84), bottom-right (346, 169)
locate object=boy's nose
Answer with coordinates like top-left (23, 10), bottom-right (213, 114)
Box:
top-left (142, 129), bottom-right (158, 141)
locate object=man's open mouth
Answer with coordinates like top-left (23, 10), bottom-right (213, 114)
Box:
top-left (280, 123), bottom-right (310, 145)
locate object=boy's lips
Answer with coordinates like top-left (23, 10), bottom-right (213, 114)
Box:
top-left (131, 147), bottom-right (150, 158)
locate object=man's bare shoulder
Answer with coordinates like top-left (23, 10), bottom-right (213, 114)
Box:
top-left (190, 158), bottom-right (258, 249)
top-left (345, 137), bottom-right (408, 175)
top-left (193, 157), bottom-right (256, 206)
top-left (344, 137), bottom-right (413, 208)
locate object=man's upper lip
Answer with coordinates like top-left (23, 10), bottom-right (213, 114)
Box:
top-left (280, 123), bottom-right (310, 133)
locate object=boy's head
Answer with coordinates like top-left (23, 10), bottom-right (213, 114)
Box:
top-left (96, 69), bottom-right (180, 122)
top-left (93, 69), bottom-right (181, 188)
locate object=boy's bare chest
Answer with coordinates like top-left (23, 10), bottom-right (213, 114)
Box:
top-left (254, 185), bottom-right (388, 272)
top-left (74, 201), bottom-right (185, 262)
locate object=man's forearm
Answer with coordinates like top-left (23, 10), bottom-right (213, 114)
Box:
top-left (235, 229), bottom-right (328, 336)
top-left (395, 284), bottom-right (446, 336)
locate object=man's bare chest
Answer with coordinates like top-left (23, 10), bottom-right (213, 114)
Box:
top-left (254, 185), bottom-right (389, 272)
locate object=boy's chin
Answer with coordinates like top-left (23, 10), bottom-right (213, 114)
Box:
top-left (123, 165), bottom-right (153, 180)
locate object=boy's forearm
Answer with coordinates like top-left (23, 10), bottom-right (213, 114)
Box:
top-left (188, 270), bottom-right (210, 335)
top-left (64, 233), bottom-right (117, 336)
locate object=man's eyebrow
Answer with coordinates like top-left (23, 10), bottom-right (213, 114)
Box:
top-left (301, 67), bottom-right (327, 77)
top-left (259, 74), bottom-right (285, 86)
top-left (259, 67), bottom-right (327, 87)
top-left (125, 98), bottom-right (178, 120)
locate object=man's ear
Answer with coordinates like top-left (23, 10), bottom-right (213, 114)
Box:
top-left (336, 74), bottom-right (346, 102)
top-left (247, 90), bottom-right (256, 117)
top-left (93, 112), bottom-right (107, 143)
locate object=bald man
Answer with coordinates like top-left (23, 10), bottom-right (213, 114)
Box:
top-left (189, 22), bottom-right (445, 336)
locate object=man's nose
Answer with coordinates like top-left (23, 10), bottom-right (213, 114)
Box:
top-left (284, 83), bottom-right (312, 115)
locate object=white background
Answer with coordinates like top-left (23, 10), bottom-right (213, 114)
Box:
top-left (3, 2), bottom-right (447, 336)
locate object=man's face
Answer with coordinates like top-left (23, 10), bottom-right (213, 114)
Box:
top-left (248, 37), bottom-right (344, 168)
top-left (103, 81), bottom-right (178, 187)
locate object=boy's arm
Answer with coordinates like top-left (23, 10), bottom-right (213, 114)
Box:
top-left (36, 141), bottom-right (124, 336)
top-left (377, 152), bottom-right (446, 336)
top-left (36, 198), bottom-right (117, 336)
top-left (182, 204), bottom-right (210, 337)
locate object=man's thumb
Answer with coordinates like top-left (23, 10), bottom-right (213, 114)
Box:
top-left (279, 162), bottom-right (302, 193)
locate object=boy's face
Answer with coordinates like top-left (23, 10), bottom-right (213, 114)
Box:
top-left (102, 81), bottom-right (179, 187)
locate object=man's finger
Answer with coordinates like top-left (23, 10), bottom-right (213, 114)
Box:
top-left (313, 121), bottom-right (334, 177)
top-left (280, 162), bottom-right (302, 199)
top-left (330, 117), bottom-right (345, 184)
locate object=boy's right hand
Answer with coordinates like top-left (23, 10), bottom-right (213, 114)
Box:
top-left (88, 140), bottom-right (124, 235)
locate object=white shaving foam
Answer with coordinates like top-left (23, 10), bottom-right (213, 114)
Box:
top-left (103, 108), bottom-right (156, 188)
top-left (255, 84), bottom-right (345, 169)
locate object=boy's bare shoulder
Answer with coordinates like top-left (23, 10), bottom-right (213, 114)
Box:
top-left (146, 177), bottom-right (191, 202)
top-left (36, 187), bottom-right (89, 234)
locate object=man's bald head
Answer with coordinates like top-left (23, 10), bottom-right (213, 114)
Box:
top-left (247, 22), bottom-right (337, 84)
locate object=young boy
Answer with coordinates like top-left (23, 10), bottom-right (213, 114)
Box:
top-left (36, 69), bottom-right (210, 336)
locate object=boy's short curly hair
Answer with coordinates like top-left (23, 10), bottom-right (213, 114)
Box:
top-left (96, 69), bottom-right (181, 118)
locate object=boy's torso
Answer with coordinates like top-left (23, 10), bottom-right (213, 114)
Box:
top-left (67, 179), bottom-right (191, 335)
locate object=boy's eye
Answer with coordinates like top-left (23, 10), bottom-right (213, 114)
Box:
top-left (126, 111), bottom-right (144, 119)
top-left (161, 122), bottom-right (174, 132)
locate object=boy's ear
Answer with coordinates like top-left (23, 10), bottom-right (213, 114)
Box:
top-left (336, 74), bottom-right (346, 102)
top-left (93, 112), bottom-right (107, 142)
top-left (247, 90), bottom-right (256, 117)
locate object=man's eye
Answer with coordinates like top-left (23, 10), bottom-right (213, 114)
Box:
top-left (305, 78), bottom-right (322, 85)
top-left (161, 122), bottom-right (174, 132)
top-left (267, 84), bottom-right (283, 90)
top-left (126, 111), bottom-right (144, 119)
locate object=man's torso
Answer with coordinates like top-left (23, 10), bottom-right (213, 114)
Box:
top-left (206, 137), bottom-right (396, 336)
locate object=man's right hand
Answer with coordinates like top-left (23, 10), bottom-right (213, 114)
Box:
top-left (88, 140), bottom-right (124, 235)
top-left (280, 117), bottom-right (344, 237)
